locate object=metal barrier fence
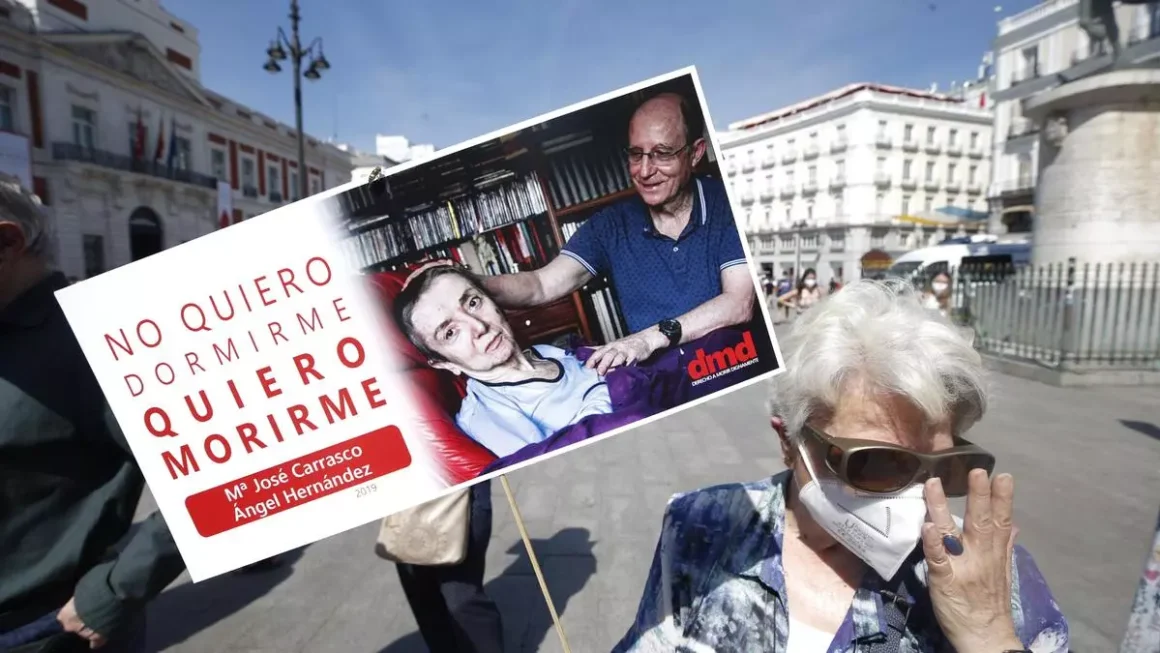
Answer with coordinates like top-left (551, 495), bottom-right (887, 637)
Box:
top-left (940, 260), bottom-right (1160, 370)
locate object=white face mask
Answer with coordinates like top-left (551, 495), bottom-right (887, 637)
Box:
top-left (931, 282), bottom-right (949, 294)
top-left (803, 279), bottom-right (817, 288)
top-left (794, 440), bottom-right (929, 581)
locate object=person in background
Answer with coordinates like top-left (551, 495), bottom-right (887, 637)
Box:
top-left (1120, 506), bottom-right (1160, 653)
top-left (0, 174), bottom-right (186, 652)
top-left (614, 279), bottom-right (1068, 652)
top-left (776, 267), bottom-right (822, 317)
top-left (921, 270), bottom-right (953, 318)
top-left (775, 269), bottom-right (794, 323)
top-left (480, 92), bottom-right (755, 375)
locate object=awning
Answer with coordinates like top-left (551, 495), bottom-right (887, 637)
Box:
top-left (1001, 205), bottom-right (1035, 215)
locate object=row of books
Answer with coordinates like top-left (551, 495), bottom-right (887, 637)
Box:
top-left (579, 284), bottom-right (627, 344)
top-left (343, 173), bottom-right (550, 268)
top-left (544, 144), bottom-right (633, 211)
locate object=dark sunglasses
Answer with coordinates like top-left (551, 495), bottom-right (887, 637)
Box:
top-left (800, 423), bottom-right (995, 497)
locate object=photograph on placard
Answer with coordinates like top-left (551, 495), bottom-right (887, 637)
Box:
top-left (326, 67), bottom-right (782, 483)
top-left (51, 67), bottom-right (783, 582)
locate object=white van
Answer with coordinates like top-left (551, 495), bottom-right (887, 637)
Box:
top-left (886, 236), bottom-right (1031, 282)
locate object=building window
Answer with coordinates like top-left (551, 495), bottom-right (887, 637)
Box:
top-left (806, 202), bottom-right (814, 222)
top-left (0, 85), bottom-right (14, 132)
top-left (902, 194), bottom-right (911, 216)
top-left (268, 165), bottom-right (281, 199)
top-left (172, 136), bottom-right (191, 171)
top-left (948, 128), bottom-right (958, 146)
top-left (210, 149), bottom-right (227, 181)
top-left (969, 132), bottom-right (979, 149)
top-left (784, 206), bottom-right (792, 224)
top-left (904, 123), bottom-right (914, 141)
top-left (310, 178), bottom-right (321, 195)
top-left (786, 168), bottom-right (795, 186)
top-left (947, 162), bottom-right (957, 183)
top-left (925, 161), bottom-right (936, 181)
top-left (903, 159), bottom-right (913, 179)
top-left (801, 232), bottom-right (818, 249)
top-left (875, 192), bottom-right (884, 215)
top-left (968, 164), bottom-right (978, 184)
top-left (1017, 154), bottom-right (1033, 185)
top-left (809, 131), bottom-right (818, 144)
top-left (72, 105), bottom-right (97, 149)
top-left (807, 165), bottom-right (817, 183)
top-left (1021, 46), bottom-right (1039, 79)
top-left (871, 230), bottom-right (886, 249)
top-left (241, 158), bottom-right (256, 192)
top-left (83, 235), bottom-right (105, 278)
top-left (836, 124), bottom-right (846, 139)
top-left (926, 125), bottom-right (937, 144)
top-left (835, 159), bottom-right (845, 177)
top-left (876, 157), bottom-right (887, 173)
top-left (833, 192), bottom-right (844, 218)
top-left (923, 196), bottom-right (933, 213)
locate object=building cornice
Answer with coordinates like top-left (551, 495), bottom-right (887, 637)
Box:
top-left (722, 93), bottom-right (992, 149)
top-left (0, 23), bottom-right (351, 170)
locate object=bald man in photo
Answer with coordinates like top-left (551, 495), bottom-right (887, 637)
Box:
top-left (481, 92), bottom-right (755, 375)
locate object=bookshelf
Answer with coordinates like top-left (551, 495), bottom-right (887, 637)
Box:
top-left (335, 79), bottom-right (720, 348)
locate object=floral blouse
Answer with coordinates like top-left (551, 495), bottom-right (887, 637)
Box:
top-left (612, 471), bottom-right (1070, 652)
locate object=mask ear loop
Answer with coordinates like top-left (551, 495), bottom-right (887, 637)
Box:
top-left (794, 433), bottom-right (824, 488)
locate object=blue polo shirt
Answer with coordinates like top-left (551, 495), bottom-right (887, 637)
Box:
top-left (561, 176), bottom-right (748, 335)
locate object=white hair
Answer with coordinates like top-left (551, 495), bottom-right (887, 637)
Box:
top-left (0, 173), bottom-right (54, 261)
top-left (768, 278), bottom-right (988, 440)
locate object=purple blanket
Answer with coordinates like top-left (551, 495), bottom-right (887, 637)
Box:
top-left (483, 326), bottom-right (775, 473)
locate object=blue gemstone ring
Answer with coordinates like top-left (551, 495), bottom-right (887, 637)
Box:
top-left (942, 534), bottom-right (965, 556)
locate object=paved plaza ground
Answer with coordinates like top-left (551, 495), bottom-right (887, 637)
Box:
top-left (135, 323), bottom-right (1160, 652)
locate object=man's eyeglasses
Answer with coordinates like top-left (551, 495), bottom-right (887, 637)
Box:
top-left (624, 144), bottom-right (690, 166)
top-left (800, 423), bottom-right (995, 497)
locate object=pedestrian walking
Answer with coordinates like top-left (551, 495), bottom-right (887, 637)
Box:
top-left (1120, 506), bottom-right (1160, 653)
top-left (0, 174), bottom-right (186, 652)
top-left (393, 481), bottom-right (505, 652)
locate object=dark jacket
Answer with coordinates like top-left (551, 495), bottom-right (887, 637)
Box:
top-left (0, 271), bottom-right (185, 637)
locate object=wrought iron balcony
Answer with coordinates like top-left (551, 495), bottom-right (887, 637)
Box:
top-left (828, 174), bottom-right (846, 190)
top-left (52, 142), bottom-right (217, 190)
top-left (901, 138), bottom-right (920, 152)
top-left (900, 176), bottom-right (918, 190)
top-left (873, 172), bottom-right (892, 187)
top-left (829, 138), bottom-right (848, 154)
top-left (780, 149), bottom-right (798, 164)
top-left (802, 143), bottom-right (820, 160)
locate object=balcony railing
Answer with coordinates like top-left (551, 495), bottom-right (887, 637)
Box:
top-left (947, 142), bottom-right (963, 156)
top-left (874, 172), bottom-right (892, 187)
top-left (781, 149), bottom-right (798, 164)
top-left (828, 175), bottom-right (846, 190)
top-left (779, 186), bottom-right (796, 199)
top-left (802, 143), bottom-right (820, 160)
top-left (923, 177), bottom-right (941, 192)
top-left (726, 162), bottom-right (738, 176)
top-left (968, 144), bottom-right (986, 158)
top-left (52, 142), bottom-right (217, 190)
top-left (829, 138), bottom-right (848, 154)
top-left (1011, 62), bottom-right (1041, 86)
top-left (997, 177), bottom-right (1035, 196)
top-left (801, 180), bottom-right (819, 196)
top-left (740, 191), bottom-right (756, 204)
top-left (967, 180), bottom-right (984, 195)
top-left (741, 159), bottom-right (756, 173)
top-left (900, 176), bottom-right (918, 190)
top-left (875, 133), bottom-right (893, 148)
top-left (759, 187), bottom-right (776, 202)
top-left (945, 179), bottom-right (962, 193)
top-left (243, 185), bottom-right (259, 198)
top-left (924, 141), bottom-right (942, 155)
top-left (901, 137), bottom-right (919, 152)
top-left (760, 155), bottom-right (776, 169)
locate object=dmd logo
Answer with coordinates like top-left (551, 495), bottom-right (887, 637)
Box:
top-left (687, 331), bottom-right (759, 385)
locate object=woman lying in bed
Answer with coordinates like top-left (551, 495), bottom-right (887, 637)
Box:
top-left (392, 262), bottom-right (615, 457)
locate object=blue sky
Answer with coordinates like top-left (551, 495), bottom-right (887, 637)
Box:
top-left (163, 0), bottom-right (1039, 152)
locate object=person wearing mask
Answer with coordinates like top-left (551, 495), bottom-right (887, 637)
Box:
top-left (479, 92), bottom-right (755, 376)
top-left (776, 268), bottom-right (822, 317)
top-left (922, 271), bottom-right (953, 318)
top-left (0, 174), bottom-right (186, 652)
top-left (614, 279), bottom-right (1068, 652)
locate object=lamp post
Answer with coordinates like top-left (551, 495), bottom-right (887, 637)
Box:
top-left (263, 0), bottom-right (330, 200)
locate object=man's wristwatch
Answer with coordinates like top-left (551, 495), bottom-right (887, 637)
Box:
top-left (657, 318), bottom-right (682, 348)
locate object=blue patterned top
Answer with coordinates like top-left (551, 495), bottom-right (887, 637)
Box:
top-left (613, 471), bottom-right (1070, 652)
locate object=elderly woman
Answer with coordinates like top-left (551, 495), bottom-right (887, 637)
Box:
top-left (613, 279), bottom-right (1069, 652)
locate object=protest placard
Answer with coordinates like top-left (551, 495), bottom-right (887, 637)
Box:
top-left (55, 66), bottom-right (785, 582)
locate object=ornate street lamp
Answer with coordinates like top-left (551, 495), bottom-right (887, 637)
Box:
top-left (263, 0), bottom-right (329, 200)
